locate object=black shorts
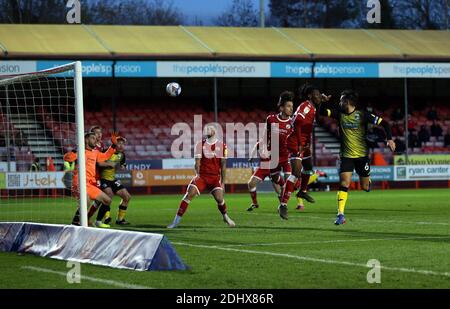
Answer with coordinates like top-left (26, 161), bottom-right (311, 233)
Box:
top-left (339, 157), bottom-right (371, 177)
top-left (100, 179), bottom-right (125, 194)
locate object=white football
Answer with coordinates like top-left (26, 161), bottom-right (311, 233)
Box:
top-left (166, 82), bottom-right (181, 97)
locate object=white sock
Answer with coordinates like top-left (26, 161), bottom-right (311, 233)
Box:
top-left (172, 215), bottom-right (182, 225)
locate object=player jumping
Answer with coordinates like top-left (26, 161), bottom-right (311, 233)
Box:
top-left (247, 91), bottom-right (294, 211)
top-left (167, 125), bottom-right (235, 228)
top-left (278, 84), bottom-right (327, 220)
top-left (319, 89), bottom-right (395, 225)
top-left (295, 169), bottom-right (327, 211)
top-left (65, 132), bottom-right (120, 227)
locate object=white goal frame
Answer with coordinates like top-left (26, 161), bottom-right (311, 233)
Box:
top-left (0, 61), bottom-right (88, 226)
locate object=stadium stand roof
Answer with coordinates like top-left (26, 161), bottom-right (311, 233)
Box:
top-left (0, 24), bottom-right (449, 61)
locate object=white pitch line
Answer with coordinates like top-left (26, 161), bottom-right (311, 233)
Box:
top-left (173, 242), bottom-right (450, 278)
top-left (21, 266), bottom-right (151, 289)
top-left (247, 212), bottom-right (450, 226)
top-left (222, 235), bottom-right (450, 247)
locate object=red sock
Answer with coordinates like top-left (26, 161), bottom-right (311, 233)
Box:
top-left (294, 179), bottom-right (301, 190)
top-left (177, 199), bottom-right (190, 216)
top-left (250, 190), bottom-right (258, 205)
top-left (275, 175), bottom-right (285, 187)
top-left (218, 202), bottom-right (227, 214)
top-left (300, 173), bottom-right (310, 192)
top-left (281, 178), bottom-right (296, 204)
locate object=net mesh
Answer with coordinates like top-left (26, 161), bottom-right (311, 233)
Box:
top-left (0, 64), bottom-right (81, 224)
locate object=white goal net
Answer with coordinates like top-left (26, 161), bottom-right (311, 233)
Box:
top-left (0, 62), bottom-right (88, 226)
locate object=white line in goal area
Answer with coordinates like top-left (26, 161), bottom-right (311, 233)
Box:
top-left (0, 61), bottom-right (87, 227)
top-left (172, 242), bottom-right (450, 278)
top-left (21, 266), bottom-right (152, 289)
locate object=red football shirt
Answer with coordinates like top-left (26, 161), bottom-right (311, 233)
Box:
top-left (94, 141), bottom-right (106, 152)
top-left (194, 139), bottom-right (227, 177)
top-left (265, 113), bottom-right (292, 162)
top-left (287, 100), bottom-right (316, 147)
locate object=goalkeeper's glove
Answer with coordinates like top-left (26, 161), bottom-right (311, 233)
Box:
top-left (111, 132), bottom-right (120, 146)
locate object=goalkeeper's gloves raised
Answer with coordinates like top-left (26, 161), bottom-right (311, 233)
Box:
top-left (111, 132), bottom-right (120, 147)
top-left (111, 132), bottom-right (127, 145)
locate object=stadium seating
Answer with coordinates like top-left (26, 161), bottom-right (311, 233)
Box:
top-left (83, 103), bottom-right (273, 160)
top-left (318, 104), bottom-right (450, 162)
top-left (5, 102), bottom-right (450, 166)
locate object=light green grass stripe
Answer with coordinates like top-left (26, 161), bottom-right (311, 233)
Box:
top-left (222, 235), bottom-right (450, 247)
top-left (173, 242), bottom-right (450, 278)
top-left (247, 212), bottom-right (450, 226)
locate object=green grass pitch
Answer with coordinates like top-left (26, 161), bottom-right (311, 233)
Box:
top-left (0, 188), bottom-right (449, 288)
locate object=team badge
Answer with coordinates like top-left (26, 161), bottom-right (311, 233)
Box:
top-left (303, 106), bottom-right (310, 114)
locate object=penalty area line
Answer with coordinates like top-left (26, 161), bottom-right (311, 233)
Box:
top-left (247, 212), bottom-right (450, 226)
top-left (173, 242), bottom-right (450, 278)
top-left (21, 266), bottom-right (152, 289)
top-left (221, 235), bottom-right (450, 247)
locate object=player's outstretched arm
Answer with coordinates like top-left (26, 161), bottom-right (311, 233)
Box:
top-left (367, 113), bottom-right (396, 152)
top-left (378, 119), bottom-right (395, 152)
top-left (97, 161), bottom-right (115, 168)
top-left (319, 101), bottom-right (339, 119)
top-left (97, 132), bottom-right (121, 162)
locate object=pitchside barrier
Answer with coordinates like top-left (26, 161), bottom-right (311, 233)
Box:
top-left (0, 222), bottom-right (188, 271)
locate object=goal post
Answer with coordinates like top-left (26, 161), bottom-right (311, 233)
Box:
top-left (74, 61), bottom-right (88, 227)
top-left (0, 61), bottom-right (88, 227)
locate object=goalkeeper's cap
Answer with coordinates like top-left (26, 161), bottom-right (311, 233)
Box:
top-left (84, 131), bottom-right (95, 138)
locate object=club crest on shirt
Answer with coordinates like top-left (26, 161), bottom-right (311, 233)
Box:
top-left (303, 106), bottom-right (310, 114)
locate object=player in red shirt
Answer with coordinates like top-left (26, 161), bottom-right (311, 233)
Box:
top-left (90, 125), bottom-right (105, 152)
top-left (167, 125), bottom-right (235, 228)
top-left (247, 91), bottom-right (294, 211)
top-left (278, 84), bottom-right (330, 219)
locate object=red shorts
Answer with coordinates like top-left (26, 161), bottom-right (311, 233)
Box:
top-left (252, 167), bottom-right (271, 181)
top-left (287, 136), bottom-right (312, 160)
top-left (289, 147), bottom-right (312, 160)
top-left (189, 175), bottom-right (222, 195)
top-left (252, 160), bottom-right (291, 181)
top-left (271, 160), bottom-right (291, 175)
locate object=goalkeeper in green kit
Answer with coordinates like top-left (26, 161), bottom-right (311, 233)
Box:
top-left (98, 137), bottom-right (132, 225)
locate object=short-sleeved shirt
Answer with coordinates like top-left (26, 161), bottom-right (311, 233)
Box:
top-left (286, 100), bottom-right (316, 149)
top-left (195, 139), bottom-right (227, 177)
top-left (265, 113), bottom-right (292, 162)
